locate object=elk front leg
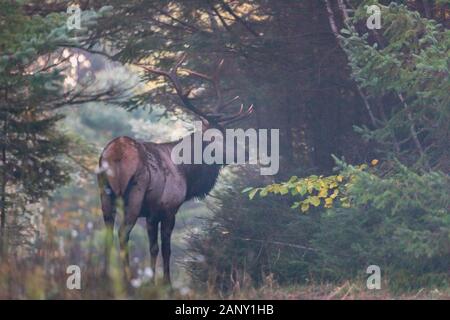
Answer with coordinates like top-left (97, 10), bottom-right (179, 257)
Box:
top-left (118, 186), bottom-right (144, 281)
top-left (161, 213), bottom-right (176, 286)
top-left (146, 217), bottom-right (159, 284)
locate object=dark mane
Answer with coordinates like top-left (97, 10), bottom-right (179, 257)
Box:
top-left (182, 163), bottom-right (221, 200)
top-left (167, 130), bottom-right (223, 200)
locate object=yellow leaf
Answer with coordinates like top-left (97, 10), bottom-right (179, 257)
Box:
top-left (371, 159), bottom-right (379, 166)
top-left (325, 197), bottom-right (333, 205)
top-left (248, 189), bottom-right (258, 200)
top-left (307, 182), bottom-right (314, 193)
top-left (309, 196), bottom-right (321, 207)
top-left (336, 175), bottom-right (344, 182)
top-left (280, 186), bottom-right (289, 195)
top-left (340, 197), bottom-right (351, 208)
top-left (342, 202), bottom-right (351, 208)
top-left (330, 189), bottom-right (339, 199)
top-left (318, 188), bottom-right (328, 198)
top-left (301, 203), bottom-right (310, 212)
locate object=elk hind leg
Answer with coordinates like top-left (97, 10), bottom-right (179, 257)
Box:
top-left (118, 186), bottom-right (145, 280)
top-left (100, 185), bottom-right (116, 275)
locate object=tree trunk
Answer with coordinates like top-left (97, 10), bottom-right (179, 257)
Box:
top-left (0, 88), bottom-right (8, 257)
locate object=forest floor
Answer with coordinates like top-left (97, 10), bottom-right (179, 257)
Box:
top-left (95, 281), bottom-right (450, 300)
top-left (1, 255), bottom-right (449, 299)
top-left (215, 283), bottom-right (450, 300)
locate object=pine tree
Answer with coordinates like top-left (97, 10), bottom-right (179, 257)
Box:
top-left (339, 1), bottom-right (450, 172)
top-left (0, 1), bottom-right (70, 255)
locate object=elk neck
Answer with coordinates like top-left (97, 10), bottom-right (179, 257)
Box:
top-left (169, 129), bottom-right (224, 200)
top-left (180, 161), bottom-right (222, 200)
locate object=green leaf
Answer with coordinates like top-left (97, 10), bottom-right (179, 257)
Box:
top-left (280, 186), bottom-right (289, 195)
top-left (260, 188), bottom-right (269, 197)
top-left (301, 203), bottom-right (310, 212)
top-left (242, 187), bottom-right (254, 193)
top-left (248, 189), bottom-right (258, 200)
top-left (297, 184), bottom-right (307, 196)
top-left (309, 196), bottom-right (321, 207)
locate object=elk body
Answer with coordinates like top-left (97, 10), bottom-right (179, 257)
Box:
top-left (98, 54), bottom-right (253, 285)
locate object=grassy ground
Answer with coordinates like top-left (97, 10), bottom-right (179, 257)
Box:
top-left (1, 254), bottom-right (449, 300)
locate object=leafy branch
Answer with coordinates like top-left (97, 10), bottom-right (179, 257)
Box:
top-left (243, 160), bottom-right (380, 213)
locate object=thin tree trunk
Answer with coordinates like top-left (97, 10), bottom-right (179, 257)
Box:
top-left (328, 0), bottom-right (429, 167)
top-left (0, 88), bottom-right (8, 257)
top-left (397, 93), bottom-right (431, 170)
top-left (324, 0), bottom-right (339, 35)
top-left (324, 0), bottom-right (379, 129)
top-left (422, 0), bottom-right (432, 18)
top-left (337, 0), bottom-right (349, 20)
top-left (219, 1), bottom-right (260, 37)
top-left (371, 28), bottom-right (431, 170)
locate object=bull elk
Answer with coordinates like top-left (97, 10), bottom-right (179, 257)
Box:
top-left (98, 54), bottom-right (253, 285)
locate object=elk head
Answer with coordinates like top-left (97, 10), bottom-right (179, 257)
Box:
top-left (141, 54), bottom-right (255, 168)
top-left (141, 53), bottom-right (254, 132)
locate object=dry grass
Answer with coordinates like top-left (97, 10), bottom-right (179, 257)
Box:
top-left (1, 236), bottom-right (449, 300)
top-left (202, 273), bottom-right (450, 300)
top-left (1, 257), bottom-right (449, 300)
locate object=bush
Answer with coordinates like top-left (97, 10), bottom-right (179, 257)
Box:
top-left (187, 164), bottom-right (450, 292)
top-left (312, 163), bottom-right (450, 290)
top-left (185, 169), bottom-right (321, 291)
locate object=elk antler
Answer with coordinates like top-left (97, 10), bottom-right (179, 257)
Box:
top-left (141, 54), bottom-right (253, 126)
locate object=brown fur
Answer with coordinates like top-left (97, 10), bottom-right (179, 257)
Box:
top-left (100, 136), bottom-right (140, 196)
top-left (98, 130), bottom-right (224, 286)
